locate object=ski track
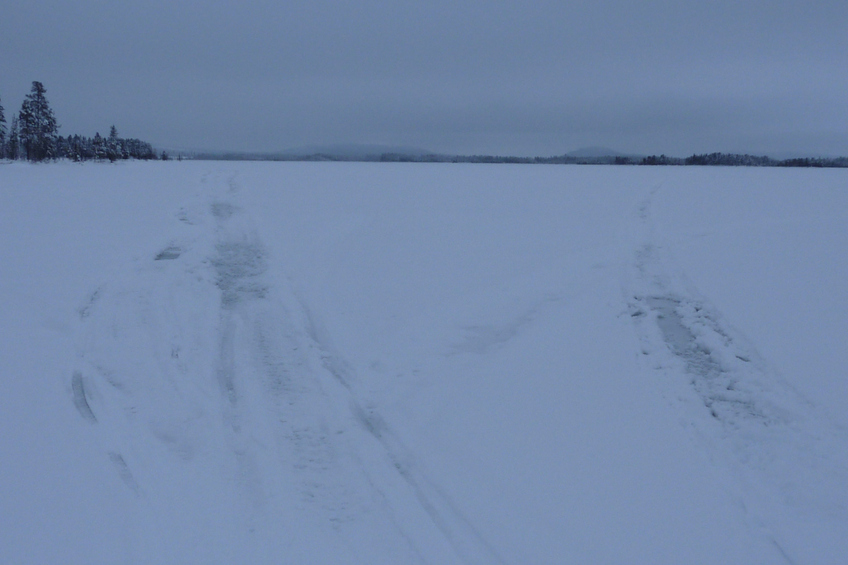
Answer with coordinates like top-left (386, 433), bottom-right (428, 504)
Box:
top-left (625, 188), bottom-right (848, 563)
top-left (70, 169), bottom-right (504, 564)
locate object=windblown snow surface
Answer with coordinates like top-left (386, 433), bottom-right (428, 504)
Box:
top-left (1, 161), bottom-right (847, 564)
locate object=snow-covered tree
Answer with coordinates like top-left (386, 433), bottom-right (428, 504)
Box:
top-left (18, 81), bottom-right (59, 162)
top-left (107, 125), bottom-right (120, 161)
top-left (8, 114), bottom-right (20, 160)
top-left (92, 132), bottom-right (106, 160)
top-left (0, 95), bottom-right (7, 158)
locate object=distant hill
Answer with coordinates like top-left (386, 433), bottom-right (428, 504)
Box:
top-left (566, 146), bottom-right (627, 158)
top-left (190, 145), bottom-right (845, 167)
top-left (281, 143), bottom-right (433, 159)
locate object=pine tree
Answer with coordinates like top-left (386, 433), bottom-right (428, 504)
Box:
top-left (8, 114), bottom-right (20, 160)
top-left (107, 125), bottom-right (120, 161)
top-left (18, 81), bottom-right (59, 162)
top-left (0, 95), bottom-right (6, 159)
top-left (92, 132), bottom-right (106, 160)
top-left (0, 95), bottom-right (9, 159)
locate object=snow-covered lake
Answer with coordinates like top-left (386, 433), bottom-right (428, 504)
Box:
top-left (2, 161), bottom-right (846, 564)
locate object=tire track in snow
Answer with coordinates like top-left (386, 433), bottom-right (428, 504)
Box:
top-left (351, 401), bottom-right (507, 565)
top-left (302, 300), bottom-right (507, 565)
top-left (624, 188), bottom-right (848, 563)
top-left (69, 168), bottom-right (507, 563)
top-left (206, 181), bottom-right (332, 524)
top-left (70, 173), bottom-right (222, 499)
top-left (205, 172), bottom-right (506, 563)
top-left (71, 370), bottom-right (97, 423)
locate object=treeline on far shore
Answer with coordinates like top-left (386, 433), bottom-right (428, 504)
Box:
top-left (192, 151), bottom-right (848, 168)
top-left (636, 152), bottom-right (848, 167)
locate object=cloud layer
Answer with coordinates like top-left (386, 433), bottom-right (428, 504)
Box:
top-left (2, 0), bottom-right (846, 155)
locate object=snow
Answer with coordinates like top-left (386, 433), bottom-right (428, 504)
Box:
top-left (1, 160), bottom-right (846, 564)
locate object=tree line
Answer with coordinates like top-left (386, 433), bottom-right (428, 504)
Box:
top-left (1, 81), bottom-right (159, 162)
top-left (633, 152), bottom-right (848, 167)
top-left (201, 150), bottom-right (848, 167)
top-left (195, 148), bottom-right (848, 167)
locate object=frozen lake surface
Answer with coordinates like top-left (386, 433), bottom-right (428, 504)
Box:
top-left (1, 161), bottom-right (847, 564)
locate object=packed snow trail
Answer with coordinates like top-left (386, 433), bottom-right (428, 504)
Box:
top-left (70, 169), bottom-right (505, 564)
top-left (624, 187), bottom-right (848, 564)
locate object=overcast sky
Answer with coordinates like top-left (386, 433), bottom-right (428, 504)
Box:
top-left (2, 0), bottom-right (846, 156)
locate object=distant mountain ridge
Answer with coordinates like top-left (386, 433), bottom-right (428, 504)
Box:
top-left (189, 144), bottom-right (846, 167)
top-left (566, 146), bottom-right (628, 158)
top-left (281, 143), bottom-right (433, 158)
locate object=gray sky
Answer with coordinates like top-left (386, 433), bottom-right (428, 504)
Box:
top-left (2, 0), bottom-right (846, 156)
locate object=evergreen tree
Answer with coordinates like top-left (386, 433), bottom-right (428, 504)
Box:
top-left (8, 114), bottom-right (20, 160)
top-left (18, 81), bottom-right (59, 162)
top-left (92, 132), bottom-right (106, 160)
top-left (107, 125), bottom-right (120, 162)
top-left (0, 95), bottom-right (6, 159)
